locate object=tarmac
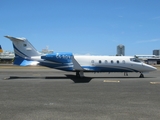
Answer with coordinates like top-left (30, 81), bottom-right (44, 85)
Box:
top-left (0, 65), bottom-right (160, 120)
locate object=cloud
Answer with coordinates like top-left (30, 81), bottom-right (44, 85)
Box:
top-left (136, 39), bottom-right (160, 43)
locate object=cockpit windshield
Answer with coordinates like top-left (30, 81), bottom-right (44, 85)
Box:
top-left (130, 58), bottom-right (141, 63)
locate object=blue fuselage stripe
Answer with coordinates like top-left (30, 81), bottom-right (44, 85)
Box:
top-left (13, 44), bottom-right (28, 57)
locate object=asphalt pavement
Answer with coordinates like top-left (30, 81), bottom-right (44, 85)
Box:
top-left (0, 66), bottom-right (160, 120)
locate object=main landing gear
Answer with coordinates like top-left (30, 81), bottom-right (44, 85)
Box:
top-left (124, 72), bottom-right (128, 76)
top-left (124, 72), bottom-right (144, 78)
top-left (76, 71), bottom-right (84, 77)
top-left (139, 73), bottom-right (144, 78)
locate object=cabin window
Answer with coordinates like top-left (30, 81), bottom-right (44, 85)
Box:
top-left (111, 60), bottom-right (113, 64)
top-left (99, 60), bottom-right (102, 64)
top-left (117, 60), bottom-right (119, 64)
top-left (105, 60), bottom-right (108, 64)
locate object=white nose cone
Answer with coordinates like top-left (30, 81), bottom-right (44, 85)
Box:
top-left (144, 64), bottom-right (157, 72)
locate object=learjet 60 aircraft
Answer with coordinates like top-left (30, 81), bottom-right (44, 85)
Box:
top-left (5, 36), bottom-right (157, 78)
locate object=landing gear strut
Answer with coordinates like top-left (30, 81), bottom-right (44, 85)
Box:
top-left (124, 72), bottom-right (128, 76)
top-left (76, 71), bottom-right (84, 77)
top-left (139, 73), bottom-right (144, 78)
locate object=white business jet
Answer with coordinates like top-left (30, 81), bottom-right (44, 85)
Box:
top-left (5, 36), bottom-right (157, 78)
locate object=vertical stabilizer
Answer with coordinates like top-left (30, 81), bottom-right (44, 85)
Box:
top-left (5, 36), bottom-right (40, 58)
top-left (5, 36), bottom-right (40, 66)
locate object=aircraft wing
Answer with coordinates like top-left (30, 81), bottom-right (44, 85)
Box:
top-left (71, 56), bottom-right (84, 71)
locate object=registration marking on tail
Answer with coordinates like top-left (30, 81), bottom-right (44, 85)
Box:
top-left (103, 80), bottom-right (120, 83)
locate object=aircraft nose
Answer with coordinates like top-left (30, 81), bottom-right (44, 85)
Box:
top-left (144, 64), bottom-right (157, 71)
top-left (150, 66), bottom-right (157, 71)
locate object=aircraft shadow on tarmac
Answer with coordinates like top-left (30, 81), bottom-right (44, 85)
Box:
top-left (5, 75), bottom-right (92, 83)
top-left (4, 74), bottom-right (154, 83)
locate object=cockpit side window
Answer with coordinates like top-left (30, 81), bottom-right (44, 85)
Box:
top-left (130, 58), bottom-right (141, 62)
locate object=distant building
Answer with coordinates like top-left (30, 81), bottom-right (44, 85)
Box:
top-left (0, 45), bottom-right (3, 53)
top-left (117, 44), bottom-right (125, 56)
top-left (0, 50), bottom-right (15, 63)
top-left (153, 50), bottom-right (160, 56)
top-left (40, 46), bottom-right (53, 54)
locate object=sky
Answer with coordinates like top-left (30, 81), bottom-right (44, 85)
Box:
top-left (1, 0), bottom-right (160, 55)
